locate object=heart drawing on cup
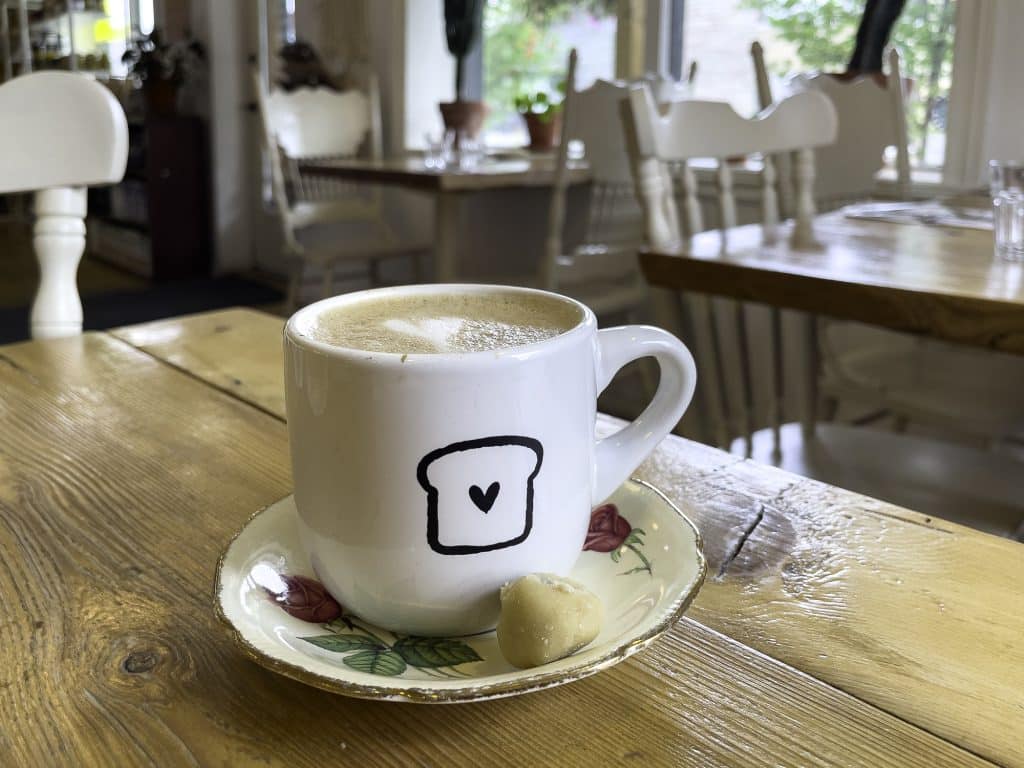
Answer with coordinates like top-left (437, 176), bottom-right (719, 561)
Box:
top-left (417, 435), bottom-right (544, 556)
top-left (469, 482), bottom-right (500, 512)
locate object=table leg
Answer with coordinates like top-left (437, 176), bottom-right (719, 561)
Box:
top-left (435, 190), bottom-right (459, 282)
top-left (31, 187), bottom-right (86, 339)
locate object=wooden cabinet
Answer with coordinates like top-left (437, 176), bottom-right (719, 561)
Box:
top-left (89, 116), bottom-right (211, 280)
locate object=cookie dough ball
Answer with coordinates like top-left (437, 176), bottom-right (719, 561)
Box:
top-left (496, 573), bottom-right (604, 669)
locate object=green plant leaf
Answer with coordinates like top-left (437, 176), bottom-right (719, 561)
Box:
top-left (535, 91), bottom-right (549, 104)
top-left (610, 548), bottom-right (623, 562)
top-left (300, 634), bottom-right (384, 653)
top-left (392, 636), bottom-right (483, 668)
top-left (343, 649), bottom-right (407, 676)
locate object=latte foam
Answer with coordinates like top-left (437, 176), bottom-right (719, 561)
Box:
top-left (303, 291), bottom-right (581, 354)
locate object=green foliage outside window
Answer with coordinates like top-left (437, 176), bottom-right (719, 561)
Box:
top-left (740, 0), bottom-right (956, 165)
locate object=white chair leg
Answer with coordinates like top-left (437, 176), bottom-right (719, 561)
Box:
top-left (31, 187), bottom-right (86, 339)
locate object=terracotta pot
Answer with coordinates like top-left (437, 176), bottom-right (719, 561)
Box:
top-left (523, 112), bottom-right (562, 151)
top-left (439, 100), bottom-right (487, 140)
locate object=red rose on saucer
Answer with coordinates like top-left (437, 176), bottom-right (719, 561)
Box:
top-left (583, 504), bottom-right (632, 552)
top-left (266, 574), bottom-right (343, 623)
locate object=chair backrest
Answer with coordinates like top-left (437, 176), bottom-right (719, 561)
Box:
top-left (253, 69), bottom-right (384, 249)
top-left (0, 71), bottom-right (128, 339)
top-left (544, 57), bottom-right (659, 290)
top-left (624, 84), bottom-right (838, 250)
top-left (752, 45), bottom-right (911, 204)
top-left (0, 71), bottom-right (128, 193)
top-left (623, 84), bottom-right (838, 454)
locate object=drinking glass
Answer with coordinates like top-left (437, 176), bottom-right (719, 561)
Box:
top-left (990, 160), bottom-right (1024, 261)
top-left (457, 133), bottom-right (482, 171)
top-left (424, 130), bottom-right (454, 170)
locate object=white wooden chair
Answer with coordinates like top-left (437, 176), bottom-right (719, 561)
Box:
top-left (623, 83), bottom-right (1024, 537)
top-left (754, 45), bottom-right (1024, 447)
top-left (541, 50), bottom-right (648, 319)
top-left (253, 71), bottom-right (425, 309)
top-left (752, 45), bottom-right (911, 209)
top-left (0, 71), bottom-right (128, 339)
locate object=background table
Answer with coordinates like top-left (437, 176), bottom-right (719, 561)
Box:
top-left (1, 309), bottom-right (1021, 766)
top-left (640, 210), bottom-right (1024, 354)
top-left (301, 156), bottom-right (589, 282)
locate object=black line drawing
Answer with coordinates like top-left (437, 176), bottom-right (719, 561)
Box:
top-left (416, 436), bottom-right (544, 555)
top-left (468, 481), bottom-right (500, 512)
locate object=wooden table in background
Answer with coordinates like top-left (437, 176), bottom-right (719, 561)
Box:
top-left (640, 210), bottom-right (1024, 354)
top-left (2, 308), bottom-right (1021, 767)
top-left (301, 156), bottom-right (589, 282)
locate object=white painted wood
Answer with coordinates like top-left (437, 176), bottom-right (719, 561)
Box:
top-left (888, 49), bottom-right (912, 199)
top-left (0, 72), bottom-right (128, 193)
top-left (625, 85), bottom-right (834, 250)
top-left (544, 48), bottom-right (577, 291)
top-left (761, 152), bottom-right (779, 241)
top-left (31, 187), bottom-right (86, 339)
top-left (264, 88), bottom-right (370, 158)
top-left (0, 71), bottom-right (127, 339)
top-left (624, 83), bottom-right (837, 453)
top-left (716, 162), bottom-right (737, 231)
top-left (791, 147), bottom-right (817, 247)
top-left (751, 45), bottom-right (911, 207)
top-left (253, 71), bottom-right (423, 306)
top-left (628, 86), bottom-right (837, 161)
top-left (544, 52), bottom-right (648, 318)
top-left (751, 41), bottom-right (794, 220)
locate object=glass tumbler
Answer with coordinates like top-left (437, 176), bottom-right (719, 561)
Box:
top-left (990, 161), bottom-right (1024, 261)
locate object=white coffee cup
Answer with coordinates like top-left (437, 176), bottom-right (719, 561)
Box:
top-left (284, 284), bottom-right (696, 636)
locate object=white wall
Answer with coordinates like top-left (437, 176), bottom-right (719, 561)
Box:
top-left (945, 0), bottom-right (1024, 187)
top-left (192, 0), bottom-right (255, 274)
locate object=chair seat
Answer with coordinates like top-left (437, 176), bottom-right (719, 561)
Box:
top-left (557, 244), bottom-right (647, 317)
top-left (822, 329), bottom-right (1024, 440)
top-left (735, 422), bottom-right (1024, 537)
top-left (295, 213), bottom-right (430, 265)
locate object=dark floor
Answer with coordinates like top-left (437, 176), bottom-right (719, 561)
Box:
top-left (0, 220), bottom-right (284, 344)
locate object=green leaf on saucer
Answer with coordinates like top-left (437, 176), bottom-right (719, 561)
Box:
top-left (392, 636), bottom-right (483, 668)
top-left (300, 634), bottom-right (384, 653)
top-left (343, 649), bottom-right (407, 676)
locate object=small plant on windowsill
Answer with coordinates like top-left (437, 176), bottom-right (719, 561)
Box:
top-left (515, 82), bottom-right (565, 151)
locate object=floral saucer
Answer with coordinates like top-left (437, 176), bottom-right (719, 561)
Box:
top-left (214, 479), bottom-right (706, 703)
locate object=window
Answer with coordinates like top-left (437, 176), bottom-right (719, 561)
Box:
top-left (482, 0), bottom-right (618, 147)
top-left (683, 0), bottom-right (957, 169)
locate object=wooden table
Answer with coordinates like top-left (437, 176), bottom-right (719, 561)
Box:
top-left (3, 308), bottom-right (1022, 767)
top-left (640, 210), bottom-right (1024, 354)
top-left (301, 156), bottom-right (589, 282)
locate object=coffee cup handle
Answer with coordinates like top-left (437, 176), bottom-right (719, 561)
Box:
top-left (592, 325), bottom-right (697, 503)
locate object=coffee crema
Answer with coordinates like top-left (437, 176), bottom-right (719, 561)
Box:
top-left (304, 291), bottom-right (582, 354)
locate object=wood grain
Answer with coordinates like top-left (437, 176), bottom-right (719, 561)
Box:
top-left (0, 332), bottom-right (995, 767)
top-left (110, 308), bottom-right (286, 418)
top-left (640, 212), bottom-right (1024, 354)
top-left (300, 156), bottom-right (590, 192)
top-left (109, 309), bottom-right (1024, 767)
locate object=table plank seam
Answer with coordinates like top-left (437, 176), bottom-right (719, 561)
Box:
top-left (102, 332), bottom-right (285, 424)
top-left (679, 619), bottom-right (1005, 768)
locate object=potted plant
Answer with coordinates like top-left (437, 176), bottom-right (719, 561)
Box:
top-left (515, 83), bottom-right (565, 151)
top-left (122, 30), bottom-right (205, 118)
top-left (439, 0), bottom-right (487, 139)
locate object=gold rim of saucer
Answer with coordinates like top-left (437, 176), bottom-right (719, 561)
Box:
top-left (213, 478), bottom-right (707, 703)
